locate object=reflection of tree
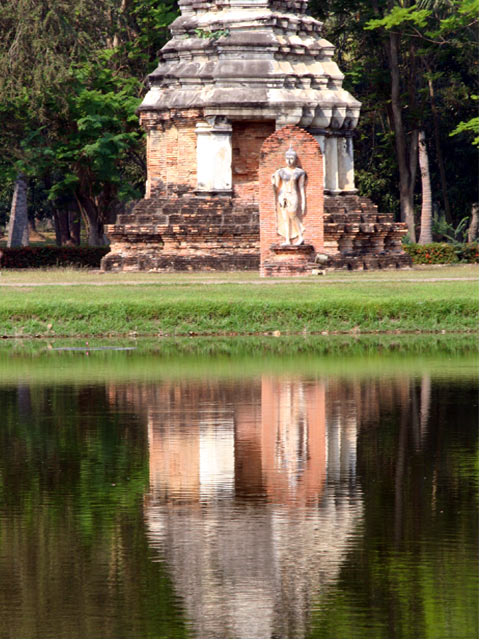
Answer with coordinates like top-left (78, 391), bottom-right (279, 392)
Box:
top-left (0, 385), bottom-right (187, 639)
top-left (310, 379), bottom-right (478, 640)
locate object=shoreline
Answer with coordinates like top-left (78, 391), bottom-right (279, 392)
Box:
top-left (1, 328), bottom-right (478, 340)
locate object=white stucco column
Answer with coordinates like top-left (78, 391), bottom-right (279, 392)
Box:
top-left (340, 415), bottom-right (358, 478)
top-left (325, 136), bottom-right (340, 194)
top-left (196, 119), bottom-right (232, 193)
top-left (338, 136), bottom-right (357, 193)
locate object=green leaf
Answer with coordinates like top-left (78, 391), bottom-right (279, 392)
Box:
top-left (450, 117), bottom-right (479, 146)
top-left (365, 5), bottom-right (431, 31)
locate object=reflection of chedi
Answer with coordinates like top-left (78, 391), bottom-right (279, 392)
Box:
top-left (141, 378), bottom-right (362, 639)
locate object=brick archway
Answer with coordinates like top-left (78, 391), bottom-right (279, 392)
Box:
top-left (259, 126), bottom-right (324, 276)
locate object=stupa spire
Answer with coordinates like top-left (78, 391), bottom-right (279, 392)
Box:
top-left (140, 0), bottom-right (360, 133)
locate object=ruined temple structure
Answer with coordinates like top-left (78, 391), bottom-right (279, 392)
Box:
top-left (101, 0), bottom-right (410, 272)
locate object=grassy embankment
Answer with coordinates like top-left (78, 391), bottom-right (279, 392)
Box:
top-left (0, 265), bottom-right (477, 338)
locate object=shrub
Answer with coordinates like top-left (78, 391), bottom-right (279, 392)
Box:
top-left (0, 246), bottom-right (110, 269)
top-left (455, 242), bottom-right (479, 263)
top-left (403, 243), bottom-right (459, 265)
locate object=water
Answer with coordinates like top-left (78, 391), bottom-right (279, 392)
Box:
top-left (0, 339), bottom-right (477, 638)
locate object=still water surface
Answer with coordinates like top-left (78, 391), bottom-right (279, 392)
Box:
top-left (0, 340), bottom-right (477, 639)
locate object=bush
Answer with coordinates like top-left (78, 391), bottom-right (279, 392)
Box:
top-left (455, 242), bottom-right (479, 263)
top-left (0, 246), bottom-right (110, 269)
top-left (403, 243), bottom-right (459, 265)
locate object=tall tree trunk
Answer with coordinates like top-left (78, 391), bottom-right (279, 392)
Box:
top-left (394, 387), bottom-right (409, 547)
top-left (69, 207), bottom-right (81, 245)
top-left (17, 384), bottom-right (32, 421)
top-left (54, 199), bottom-right (81, 245)
top-left (467, 203), bottom-right (478, 243)
top-left (418, 130), bottom-right (433, 245)
top-left (426, 72), bottom-right (452, 223)
top-left (387, 31), bottom-right (417, 241)
top-left (75, 193), bottom-right (104, 246)
top-left (7, 173), bottom-right (29, 247)
top-left (419, 374), bottom-right (431, 444)
top-left (28, 211), bottom-right (36, 235)
top-left (53, 208), bottom-right (72, 246)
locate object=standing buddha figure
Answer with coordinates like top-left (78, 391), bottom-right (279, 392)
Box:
top-left (272, 147), bottom-right (306, 246)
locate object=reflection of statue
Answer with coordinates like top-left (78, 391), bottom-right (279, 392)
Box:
top-left (272, 147), bottom-right (306, 245)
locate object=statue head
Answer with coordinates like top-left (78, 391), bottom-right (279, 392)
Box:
top-left (285, 146), bottom-right (297, 167)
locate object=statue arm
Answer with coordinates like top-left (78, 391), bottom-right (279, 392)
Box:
top-left (272, 171), bottom-right (280, 213)
top-left (298, 172), bottom-right (306, 214)
top-left (272, 170), bottom-right (282, 189)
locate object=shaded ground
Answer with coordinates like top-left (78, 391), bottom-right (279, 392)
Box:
top-left (0, 264), bottom-right (477, 286)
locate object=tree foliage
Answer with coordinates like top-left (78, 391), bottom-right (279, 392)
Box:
top-left (310, 0), bottom-right (478, 237)
top-left (0, 0), bottom-right (178, 244)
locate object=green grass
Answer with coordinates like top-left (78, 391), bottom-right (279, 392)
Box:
top-left (0, 266), bottom-right (477, 337)
top-left (0, 334), bottom-right (477, 385)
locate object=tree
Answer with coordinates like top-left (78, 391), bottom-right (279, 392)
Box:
top-left (310, 0), bottom-right (478, 235)
top-left (0, 0), bottom-right (109, 243)
top-left (35, 57), bottom-right (145, 245)
top-left (364, 3), bottom-right (436, 241)
top-left (417, 130), bottom-right (433, 244)
top-left (0, 0), bottom-right (178, 245)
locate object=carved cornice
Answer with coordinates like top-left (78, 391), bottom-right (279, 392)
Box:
top-left (139, 0), bottom-right (361, 130)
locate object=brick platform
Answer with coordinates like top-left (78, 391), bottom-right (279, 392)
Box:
top-left (101, 192), bottom-right (411, 272)
top-left (322, 195), bottom-right (411, 270)
top-left (262, 244), bottom-right (316, 277)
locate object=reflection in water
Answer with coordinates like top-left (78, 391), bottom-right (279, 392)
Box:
top-left (109, 378), bottom-right (363, 638)
top-left (1, 362), bottom-right (477, 640)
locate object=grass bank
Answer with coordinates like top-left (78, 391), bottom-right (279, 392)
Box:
top-left (0, 266), bottom-right (477, 337)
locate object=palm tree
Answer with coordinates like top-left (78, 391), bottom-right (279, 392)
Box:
top-left (418, 131), bottom-right (433, 244)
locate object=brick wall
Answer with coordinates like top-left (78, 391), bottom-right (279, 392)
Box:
top-left (258, 125), bottom-right (324, 275)
top-left (142, 114), bottom-right (275, 203)
top-left (232, 121), bottom-right (275, 202)
top-left (141, 109), bottom-right (200, 198)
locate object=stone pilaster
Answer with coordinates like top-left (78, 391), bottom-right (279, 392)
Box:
top-left (196, 118), bottom-right (233, 195)
top-left (312, 133), bottom-right (326, 192)
top-left (325, 135), bottom-right (340, 194)
top-left (338, 135), bottom-right (357, 194)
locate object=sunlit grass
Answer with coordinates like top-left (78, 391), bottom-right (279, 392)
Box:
top-left (0, 266), bottom-right (477, 337)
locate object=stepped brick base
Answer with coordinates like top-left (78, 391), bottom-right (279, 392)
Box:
top-left (321, 195), bottom-right (411, 270)
top-left (101, 196), bottom-right (259, 272)
top-left (101, 194), bottom-right (411, 272)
